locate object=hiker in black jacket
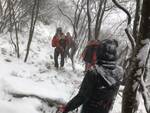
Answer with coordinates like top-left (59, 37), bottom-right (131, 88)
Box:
top-left (58, 39), bottom-right (123, 113)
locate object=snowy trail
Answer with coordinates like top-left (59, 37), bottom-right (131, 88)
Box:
top-left (0, 22), bottom-right (146, 113)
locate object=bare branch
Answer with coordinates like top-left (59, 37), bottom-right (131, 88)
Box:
top-left (112, 0), bottom-right (136, 50)
top-left (57, 5), bottom-right (74, 26)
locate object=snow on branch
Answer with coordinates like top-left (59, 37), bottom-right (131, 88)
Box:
top-left (137, 39), bottom-right (150, 67)
top-left (139, 74), bottom-right (150, 113)
top-left (138, 39), bottom-right (150, 113)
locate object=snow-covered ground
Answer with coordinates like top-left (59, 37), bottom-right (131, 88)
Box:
top-left (0, 52), bottom-right (83, 113)
top-left (0, 22), bottom-right (146, 113)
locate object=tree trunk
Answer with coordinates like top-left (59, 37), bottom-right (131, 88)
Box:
top-left (24, 0), bottom-right (40, 62)
top-left (122, 0), bottom-right (150, 113)
top-left (0, 0), bottom-right (3, 16)
top-left (87, 0), bottom-right (92, 40)
top-left (12, 6), bottom-right (20, 58)
top-left (95, 0), bottom-right (107, 40)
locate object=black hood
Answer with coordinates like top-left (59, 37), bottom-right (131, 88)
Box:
top-left (96, 39), bottom-right (118, 65)
top-left (95, 64), bottom-right (123, 87)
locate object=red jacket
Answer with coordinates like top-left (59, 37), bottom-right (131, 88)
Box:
top-left (65, 36), bottom-right (73, 47)
top-left (52, 35), bottom-right (60, 47)
top-left (52, 33), bottom-right (65, 47)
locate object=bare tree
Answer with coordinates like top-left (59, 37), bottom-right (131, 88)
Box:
top-left (86, 0), bottom-right (92, 40)
top-left (0, 0), bottom-right (36, 58)
top-left (24, 0), bottom-right (40, 62)
top-left (115, 0), bottom-right (150, 113)
top-left (58, 0), bottom-right (86, 40)
top-left (7, 0), bottom-right (20, 58)
top-left (94, 0), bottom-right (107, 39)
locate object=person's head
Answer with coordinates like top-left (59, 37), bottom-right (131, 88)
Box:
top-left (96, 39), bottom-right (118, 65)
top-left (66, 32), bottom-right (71, 37)
top-left (56, 27), bottom-right (62, 34)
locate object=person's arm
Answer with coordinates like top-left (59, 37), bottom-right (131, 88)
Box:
top-left (63, 71), bottom-right (96, 113)
top-left (52, 36), bottom-right (60, 47)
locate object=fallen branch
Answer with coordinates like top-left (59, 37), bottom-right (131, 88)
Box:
top-left (9, 92), bottom-right (65, 107)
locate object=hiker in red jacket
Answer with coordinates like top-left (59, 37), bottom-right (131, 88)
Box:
top-left (65, 32), bottom-right (77, 70)
top-left (65, 32), bottom-right (77, 57)
top-left (52, 27), bottom-right (66, 69)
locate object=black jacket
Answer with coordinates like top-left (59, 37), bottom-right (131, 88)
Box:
top-left (63, 62), bottom-right (123, 113)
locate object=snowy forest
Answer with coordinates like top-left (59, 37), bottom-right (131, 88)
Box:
top-left (0, 0), bottom-right (150, 113)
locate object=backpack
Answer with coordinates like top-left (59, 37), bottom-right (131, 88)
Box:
top-left (81, 40), bottom-right (100, 64)
top-left (52, 36), bottom-right (59, 47)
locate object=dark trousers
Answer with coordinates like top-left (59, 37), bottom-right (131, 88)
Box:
top-left (54, 48), bottom-right (65, 68)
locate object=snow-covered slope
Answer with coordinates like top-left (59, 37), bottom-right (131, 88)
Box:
top-left (0, 22), bottom-right (84, 113)
top-left (0, 22), bottom-right (146, 113)
top-left (0, 53), bottom-right (83, 113)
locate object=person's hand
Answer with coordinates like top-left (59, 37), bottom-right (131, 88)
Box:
top-left (57, 105), bottom-right (66, 113)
